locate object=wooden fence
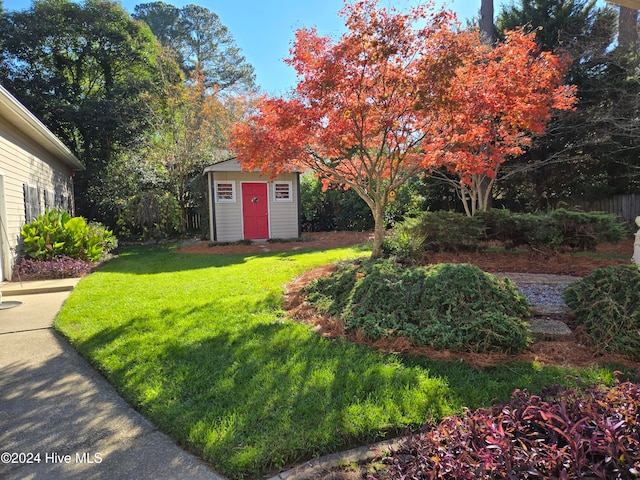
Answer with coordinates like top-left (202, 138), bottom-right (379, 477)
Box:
top-left (186, 208), bottom-right (205, 233)
top-left (564, 194), bottom-right (640, 224)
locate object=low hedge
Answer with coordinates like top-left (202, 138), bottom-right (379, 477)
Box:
top-left (383, 209), bottom-right (627, 259)
top-left (304, 260), bottom-right (532, 354)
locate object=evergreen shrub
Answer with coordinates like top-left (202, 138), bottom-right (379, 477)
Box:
top-left (304, 260), bottom-right (531, 354)
top-left (548, 209), bottom-right (628, 250)
top-left (563, 265), bottom-right (640, 361)
top-left (389, 209), bottom-right (626, 255)
top-left (386, 211), bottom-right (485, 255)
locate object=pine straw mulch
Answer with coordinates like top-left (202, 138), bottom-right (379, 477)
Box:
top-left (180, 232), bottom-right (638, 369)
top-left (177, 231), bottom-right (374, 255)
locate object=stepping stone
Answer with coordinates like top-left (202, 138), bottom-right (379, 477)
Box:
top-left (530, 304), bottom-right (572, 316)
top-left (528, 317), bottom-right (573, 340)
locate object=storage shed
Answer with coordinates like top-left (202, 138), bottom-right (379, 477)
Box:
top-left (0, 84), bottom-right (84, 281)
top-left (204, 159), bottom-right (301, 242)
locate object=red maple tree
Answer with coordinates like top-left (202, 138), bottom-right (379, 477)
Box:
top-left (437, 30), bottom-right (576, 216)
top-left (232, 0), bottom-right (466, 257)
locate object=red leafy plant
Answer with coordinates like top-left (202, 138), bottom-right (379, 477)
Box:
top-left (379, 381), bottom-right (640, 479)
top-left (13, 257), bottom-right (93, 280)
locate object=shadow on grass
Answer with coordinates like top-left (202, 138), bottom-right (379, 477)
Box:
top-left (0, 329), bottom-right (214, 480)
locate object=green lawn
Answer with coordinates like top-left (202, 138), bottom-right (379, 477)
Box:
top-left (54, 243), bottom-right (621, 479)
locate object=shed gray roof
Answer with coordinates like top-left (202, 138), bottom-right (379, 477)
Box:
top-left (203, 158), bottom-right (242, 172)
top-left (607, 0), bottom-right (640, 8)
top-left (204, 158), bottom-right (304, 174)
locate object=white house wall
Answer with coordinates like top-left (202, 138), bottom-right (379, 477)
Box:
top-left (212, 171), bottom-right (299, 242)
top-left (0, 115), bottom-right (76, 278)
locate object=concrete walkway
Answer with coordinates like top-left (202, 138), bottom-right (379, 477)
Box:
top-left (0, 279), bottom-right (226, 480)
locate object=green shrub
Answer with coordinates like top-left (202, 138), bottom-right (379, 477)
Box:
top-left (548, 209), bottom-right (627, 250)
top-left (394, 209), bottom-right (627, 255)
top-left (305, 260), bottom-right (532, 354)
top-left (382, 217), bottom-right (427, 263)
top-left (300, 174), bottom-right (374, 232)
top-left (21, 209), bottom-right (116, 262)
top-left (411, 211), bottom-right (486, 252)
top-left (563, 265), bottom-right (640, 360)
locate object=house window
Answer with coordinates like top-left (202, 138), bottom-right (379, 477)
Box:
top-left (23, 184), bottom-right (40, 222)
top-left (215, 181), bottom-right (236, 203)
top-left (273, 181), bottom-right (292, 202)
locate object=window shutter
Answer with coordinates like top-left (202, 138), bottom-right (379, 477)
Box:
top-left (23, 184), bottom-right (40, 222)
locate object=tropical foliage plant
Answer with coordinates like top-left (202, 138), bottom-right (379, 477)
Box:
top-left (20, 209), bottom-right (116, 262)
top-left (381, 381), bottom-right (640, 479)
top-left (13, 257), bottom-right (94, 280)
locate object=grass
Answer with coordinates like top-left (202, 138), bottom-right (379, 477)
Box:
top-left (54, 243), bottom-right (625, 479)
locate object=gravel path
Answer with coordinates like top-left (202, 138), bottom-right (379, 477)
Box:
top-left (515, 283), bottom-right (572, 314)
top-left (499, 272), bottom-right (580, 315)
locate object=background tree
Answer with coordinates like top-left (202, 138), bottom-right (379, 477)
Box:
top-left (496, 0), bottom-right (603, 52)
top-left (0, 0), bottom-right (170, 222)
top-left (480, 0), bottom-right (496, 43)
top-left (618, 5), bottom-right (638, 52)
top-left (133, 2), bottom-right (255, 90)
top-left (232, 0), bottom-right (468, 258)
top-left (495, 0), bottom-right (640, 209)
top-left (142, 61), bottom-right (255, 230)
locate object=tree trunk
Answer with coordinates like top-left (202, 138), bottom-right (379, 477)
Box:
top-left (476, 174), bottom-right (496, 213)
top-left (618, 6), bottom-right (638, 53)
top-left (480, 0), bottom-right (495, 44)
top-left (371, 201), bottom-right (386, 258)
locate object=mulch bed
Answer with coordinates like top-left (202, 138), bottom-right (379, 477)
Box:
top-left (177, 231), bottom-right (374, 255)
top-left (179, 232), bottom-right (638, 369)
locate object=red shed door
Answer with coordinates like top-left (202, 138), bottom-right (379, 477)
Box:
top-left (242, 183), bottom-right (269, 239)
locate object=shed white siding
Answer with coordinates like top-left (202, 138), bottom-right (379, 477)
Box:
top-left (212, 172), bottom-right (244, 242)
top-left (269, 176), bottom-right (299, 239)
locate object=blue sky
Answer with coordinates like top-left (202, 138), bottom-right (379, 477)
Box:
top-left (2, 0), bottom-right (496, 94)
